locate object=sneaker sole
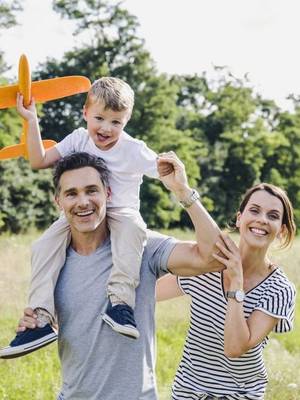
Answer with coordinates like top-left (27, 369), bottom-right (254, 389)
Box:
top-left (102, 314), bottom-right (140, 339)
top-left (0, 332), bottom-right (58, 359)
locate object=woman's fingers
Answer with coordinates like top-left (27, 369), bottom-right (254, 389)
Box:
top-left (212, 252), bottom-right (228, 267)
top-left (215, 241), bottom-right (231, 258)
top-left (220, 232), bottom-right (238, 251)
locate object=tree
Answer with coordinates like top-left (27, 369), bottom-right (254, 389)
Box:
top-left (2, 1), bottom-right (300, 232)
top-left (0, 0), bottom-right (23, 145)
top-left (31, 0), bottom-right (201, 228)
top-left (174, 69), bottom-right (277, 226)
top-left (0, 1), bottom-right (58, 232)
top-left (261, 105), bottom-right (300, 227)
top-left (0, 0), bottom-right (22, 29)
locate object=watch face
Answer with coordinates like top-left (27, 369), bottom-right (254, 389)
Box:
top-left (235, 290), bottom-right (245, 302)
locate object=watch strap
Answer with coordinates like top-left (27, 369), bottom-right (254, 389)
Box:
top-left (179, 189), bottom-right (200, 208)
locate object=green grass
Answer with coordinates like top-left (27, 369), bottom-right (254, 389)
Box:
top-left (0, 230), bottom-right (299, 399)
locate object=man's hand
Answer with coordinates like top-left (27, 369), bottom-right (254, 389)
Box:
top-left (16, 93), bottom-right (38, 122)
top-left (16, 307), bottom-right (39, 332)
top-left (157, 151), bottom-right (190, 198)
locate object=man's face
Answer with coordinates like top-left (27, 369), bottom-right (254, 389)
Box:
top-left (56, 166), bottom-right (110, 234)
top-left (83, 100), bottom-right (131, 151)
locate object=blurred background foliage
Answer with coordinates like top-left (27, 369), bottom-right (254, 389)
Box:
top-left (1, 0), bottom-right (300, 232)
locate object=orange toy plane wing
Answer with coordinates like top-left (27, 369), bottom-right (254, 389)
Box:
top-left (0, 76), bottom-right (91, 109)
top-left (0, 54), bottom-right (91, 160)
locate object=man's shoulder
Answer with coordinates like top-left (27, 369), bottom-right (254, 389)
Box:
top-left (144, 230), bottom-right (177, 258)
top-left (139, 230), bottom-right (177, 277)
top-left (146, 229), bottom-right (171, 242)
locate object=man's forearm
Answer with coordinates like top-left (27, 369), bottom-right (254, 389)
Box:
top-left (174, 187), bottom-right (222, 265)
top-left (158, 152), bottom-right (224, 273)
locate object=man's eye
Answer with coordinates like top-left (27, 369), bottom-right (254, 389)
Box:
top-left (250, 208), bottom-right (258, 214)
top-left (96, 117), bottom-right (103, 121)
top-left (88, 189), bottom-right (97, 194)
top-left (67, 192), bottom-right (76, 197)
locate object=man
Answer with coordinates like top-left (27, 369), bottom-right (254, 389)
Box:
top-left (7, 151), bottom-right (222, 399)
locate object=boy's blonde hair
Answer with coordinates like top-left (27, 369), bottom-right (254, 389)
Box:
top-left (85, 77), bottom-right (134, 114)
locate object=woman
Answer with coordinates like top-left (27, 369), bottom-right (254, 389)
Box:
top-left (157, 183), bottom-right (296, 400)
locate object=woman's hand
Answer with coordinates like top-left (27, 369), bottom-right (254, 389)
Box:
top-left (213, 232), bottom-right (243, 288)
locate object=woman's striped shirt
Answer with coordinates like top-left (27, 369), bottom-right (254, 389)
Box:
top-left (172, 268), bottom-right (295, 400)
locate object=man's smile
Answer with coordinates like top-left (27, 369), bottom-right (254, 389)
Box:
top-left (74, 209), bottom-right (95, 217)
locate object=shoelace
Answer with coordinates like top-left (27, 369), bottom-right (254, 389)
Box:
top-left (112, 305), bottom-right (136, 326)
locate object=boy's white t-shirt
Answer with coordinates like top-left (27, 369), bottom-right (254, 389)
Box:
top-left (55, 128), bottom-right (158, 209)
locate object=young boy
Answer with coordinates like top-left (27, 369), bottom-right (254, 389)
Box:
top-left (1, 77), bottom-right (162, 358)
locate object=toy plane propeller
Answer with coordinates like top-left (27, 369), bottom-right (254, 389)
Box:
top-left (0, 54), bottom-right (91, 160)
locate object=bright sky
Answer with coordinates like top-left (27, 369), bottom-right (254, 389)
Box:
top-left (1, 0), bottom-right (300, 110)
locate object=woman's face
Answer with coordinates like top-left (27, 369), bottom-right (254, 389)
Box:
top-left (236, 189), bottom-right (286, 250)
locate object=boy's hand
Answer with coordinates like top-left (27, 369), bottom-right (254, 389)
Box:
top-left (157, 160), bottom-right (174, 177)
top-left (157, 151), bottom-right (190, 196)
top-left (16, 93), bottom-right (38, 122)
top-left (16, 307), bottom-right (39, 332)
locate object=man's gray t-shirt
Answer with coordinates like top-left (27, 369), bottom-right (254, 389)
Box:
top-left (55, 230), bottom-right (177, 400)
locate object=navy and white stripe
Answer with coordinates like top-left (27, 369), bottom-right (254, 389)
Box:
top-left (172, 269), bottom-right (295, 400)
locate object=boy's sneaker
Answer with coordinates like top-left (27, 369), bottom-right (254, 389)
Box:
top-left (102, 303), bottom-right (140, 339)
top-left (0, 324), bottom-right (57, 359)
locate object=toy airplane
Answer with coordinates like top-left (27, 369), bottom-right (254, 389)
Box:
top-left (0, 54), bottom-right (91, 160)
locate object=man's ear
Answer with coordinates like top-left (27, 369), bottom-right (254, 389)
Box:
top-left (106, 186), bottom-right (112, 202)
top-left (236, 212), bottom-right (241, 228)
top-left (55, 194), bottom-right (63, 211)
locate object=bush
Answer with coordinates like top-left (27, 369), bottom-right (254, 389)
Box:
top-left (0, 159), bottom-right (58, 233)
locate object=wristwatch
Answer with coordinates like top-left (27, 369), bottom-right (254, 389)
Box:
top-left (226, 290), bottom-right (245, 303)
top-left (179, 189), bottom-right (200, 208)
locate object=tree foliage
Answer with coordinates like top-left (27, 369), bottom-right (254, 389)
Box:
top-left (0, 0), bottom-right (22, 29)
top-left (0, 0), bottom-right (300, 233)
top-left (0, 1), bottom-right (58, 233)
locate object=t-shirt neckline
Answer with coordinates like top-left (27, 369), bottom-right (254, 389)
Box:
top-left (87, 129), bottom-right (124, 154)
top-left (221, 267), bottom-right (279, 300)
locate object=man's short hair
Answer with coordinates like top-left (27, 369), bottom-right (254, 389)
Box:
top-left (53, 152), bottom-right (110, 194)
top-left (84, 77), bottom-right (134, 113)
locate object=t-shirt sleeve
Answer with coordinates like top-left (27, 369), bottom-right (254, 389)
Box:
top-left (136, 142), bottom-right (159, 179)
top-left (255, 282), bottom-right (296, 333)
top-left (177, 276), bottom-right (198, 296)
top-left (55, 128), bottom-right (88, 157)
top-left (145, 230), bottom-right (178, 278)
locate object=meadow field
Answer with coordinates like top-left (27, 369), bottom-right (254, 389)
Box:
top-left (0, 230), bottom-right (299, 400)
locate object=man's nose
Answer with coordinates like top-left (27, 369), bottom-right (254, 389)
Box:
top-left (77, 194), bottom-right (89, 207)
